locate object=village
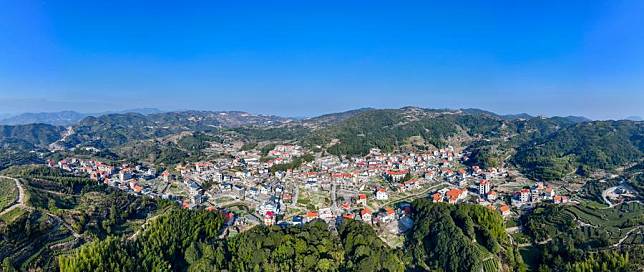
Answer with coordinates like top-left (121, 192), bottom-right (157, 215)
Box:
top-left (47, 143), bottom-right (576, 244)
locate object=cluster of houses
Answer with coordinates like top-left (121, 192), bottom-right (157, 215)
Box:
top-left (46, 141), bottom-right (574, 239)
top-left (47, 158), bottom-right (159, 196)
top-left (511, 182), bottom-right (568, 207)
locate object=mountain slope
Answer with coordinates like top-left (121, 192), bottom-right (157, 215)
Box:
top-left (60, 111), bottom-right (293, 149)
top-left (513, 120), bottom-right (643, 180)
top-left (0, 111), bottom-right (88, 126)
top-left (0, 124), bottom-right (64, 146)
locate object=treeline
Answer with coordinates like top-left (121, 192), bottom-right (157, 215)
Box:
top-left (1, 165), bottom-right (95, 193)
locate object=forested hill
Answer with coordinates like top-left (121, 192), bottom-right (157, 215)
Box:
top-left (302, 107), bottom-right (506, 155)
top-left (0, 107), bottom-right (642, 181)
top-left (60, 111), bottom-right (294, 149)
top-left (58, 201), bottom-right (523, 272)
top-left (0, 124), bottom-right (64, 146)
top-left (513, 120), bottom-right (644, 180)
top-left (300, 108), bottom-right (642, 180)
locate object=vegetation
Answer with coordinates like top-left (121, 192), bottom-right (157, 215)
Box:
top-left (522, 203), bottom-right (643, 272)
top-left (514, 121), bottom-right (643, 180)
top-left (0, 123), bottom-right (64, 146)
top-left (306, 109), bottom-right (463, 156)
top-left (270, 154), bottom-right (315, 173)
top-left (0, 177), bottom-right (18, 211)
top-left (232, 126), bottom-right (310, 141)
top-left (338, 220), bottom-right (404, 271)
top-left (405, 200), bottom-right (524, 272)
top-left (59, 201), bottom-right (523, 272)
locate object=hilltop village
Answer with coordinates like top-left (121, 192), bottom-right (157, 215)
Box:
top-left (47, 142), bottom-right (577, 243)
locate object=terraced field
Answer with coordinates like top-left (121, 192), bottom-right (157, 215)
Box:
top-left (563, 201), bottom-right (643, 244)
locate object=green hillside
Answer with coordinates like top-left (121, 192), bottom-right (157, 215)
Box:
top-left (513, 121), bottom-right (643, 180)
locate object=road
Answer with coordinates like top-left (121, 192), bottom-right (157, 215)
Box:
top-left (0, 176), bottom-right (81, 238)
top-left (128, 213), bottom-right (162, 240)
top-left (0, 176), bottom-right (28, 216)
top-left (292, 184), bottom-right (299, 206)
top-left (611, 226), bottom-right (642, 248)
top-left (331, 180), bottom-right (338, 214)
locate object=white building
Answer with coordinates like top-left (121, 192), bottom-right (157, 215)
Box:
top-left (478, 179), bottom-right (491, 195)
top-left (375, 188), bottom-right (389, 201)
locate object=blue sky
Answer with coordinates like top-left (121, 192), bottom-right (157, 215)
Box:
top-left (1, 1), bottom-right (643, 119)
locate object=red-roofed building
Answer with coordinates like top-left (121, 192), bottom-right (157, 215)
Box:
top-left (520, 189), bottom-right (531, 202)
top-left (375, 188), bottom-right (389, 200)
top-left (446, 188), bottom-right (467, 204)
top-left (384, 169), bottom-right (409, 182)
top-left (399, 179), bottom-right (419, 192)
top-left (264, 211), bottom-right (275, 226)
top-left (305, 211), bottom-right (319, 222)
top-left (487, 191), bottom-right (498, 201)
top-left (343, 213), bottom-right (355, 220)
top-left (479, 179), bottom-right (491, 195)
top-left (162, 170), bottom-right (171, 182)
top-left (357, 194), bottom-right (367, 206)
top-left (432, 192), bottom-right (443, 203)
top-left (360, 208), bottom-right (372, 223)
top-left (499, 205), bottom-right (511, 217)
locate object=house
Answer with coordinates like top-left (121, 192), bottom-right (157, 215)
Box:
top-left (432, 192), bottom-right (443, 203)
top-left (520, 189), bottom-right (531, 202)
top-left (499, 205), bottom-right (511, 217)
top-left (478, 179), bottom-right (491, 195)
top-left (305, 211), bottom-right (319, 222)
top-left (357, 194), bottom-right (368, 206)
top-left (384, 169), bottom-right (409, 182)
top-left (487, 191), bottom-right (498, 201)
top-left (264, 211), bottom-right (276, 226)
top-left (360, 208), bottom-right (372, 224)
top-left (376, 188), bottom-right (389, 201)
top-left (399, 179), bottom-right (419, 192)
top-left (553, 195), bottom-right (569, 204)
top-left (318, 208), bottom-right (334, 221)
top-left (292, 215), bottom-right (304, 226)
top-left (380, 207), bottom-right (396, 223)
top-left (304, 179), bottom-right (319, 191)
top-left (544, 186), bottom-right (555, 200)
top-left (446, 188), bottom-right (467, 204)
top-left (119, 170), bottom-right (133, 182)
top-left (343, 213), bottom-right (356, 220)
top-left (187, 181), bottom-right (202, 195)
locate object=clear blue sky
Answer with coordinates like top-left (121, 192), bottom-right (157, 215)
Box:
top-left (1, 0), bottom-right (643, 119)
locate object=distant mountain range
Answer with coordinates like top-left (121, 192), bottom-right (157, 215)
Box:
top-left (0, 108), bottom-right (164, 126)
top-left (0, 106), bottom-right (642, 181)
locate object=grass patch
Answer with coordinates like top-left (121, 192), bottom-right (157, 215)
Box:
top-left (0, 207), bottom-right (28, 223)
top-left (0, 177), bottom-right (18, 211)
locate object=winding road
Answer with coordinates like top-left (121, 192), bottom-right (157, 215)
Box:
top-left (0, 176), bottom-right (80, 238)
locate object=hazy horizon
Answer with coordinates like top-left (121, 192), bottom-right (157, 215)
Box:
top-left (2, 1), bottom-right (643, 120)
top-left (1, 104), bottom-right (642, 121)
